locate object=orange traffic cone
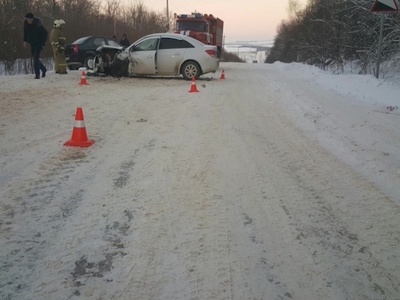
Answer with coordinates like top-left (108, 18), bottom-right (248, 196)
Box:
top-left (189, 77), bottom-right (199, 93)
top-left (79, 71), bottom-right (88, 85)
top-left (64, 107), bottom-right (95, 147)
top-left (220, 69), bottom-right (226, 80)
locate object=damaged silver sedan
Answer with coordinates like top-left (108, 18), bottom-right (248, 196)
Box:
top-left (92, 33), bottom-right (220, 80)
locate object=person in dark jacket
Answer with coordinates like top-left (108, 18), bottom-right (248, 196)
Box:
top-left (23, 12), bottom-right (47, 79)
top-left (119, 34), bottom-right (130, 47)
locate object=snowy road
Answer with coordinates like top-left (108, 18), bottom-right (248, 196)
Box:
top-left (1, 63), bottom-right (400, 299)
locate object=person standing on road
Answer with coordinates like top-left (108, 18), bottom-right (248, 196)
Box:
top-left (119, 34), bottom-right (130, 47)
top-left (23, 12), bottom-right (48, 79)
top-left (50, 19), bottom-right (67, 74)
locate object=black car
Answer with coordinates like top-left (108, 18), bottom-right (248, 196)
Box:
top-left (65, 36), bottom-right (121, 70)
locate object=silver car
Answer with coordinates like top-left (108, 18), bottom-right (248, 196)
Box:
top-left (93, 33), bottom-right (219, 80)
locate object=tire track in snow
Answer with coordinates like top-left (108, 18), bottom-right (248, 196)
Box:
top-left (146, 99), bottom-right (234, 299)
top-left (0, 149), bottom-right (92, 299)
top-left (242, 83), bottom-right (400, 299)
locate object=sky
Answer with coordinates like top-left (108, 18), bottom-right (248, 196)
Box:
top-left (119, 0), bottom-right (308, 43)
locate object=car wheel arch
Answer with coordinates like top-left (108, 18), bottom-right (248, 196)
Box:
top-left (180, 60), bottom-right (202, 80)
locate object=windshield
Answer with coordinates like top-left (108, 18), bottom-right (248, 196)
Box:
top-left (176, 21), bottom-right (206, 32)
top-left (108, 40), bottom-right (121, 47)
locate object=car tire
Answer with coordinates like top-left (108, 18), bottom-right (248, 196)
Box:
top-left (84, 55), bottom-right (95, 70)
top-left (181, 61), bottom-right (201, 80)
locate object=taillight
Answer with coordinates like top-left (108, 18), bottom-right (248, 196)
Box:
top-left (205, 49), bottom-right (217, 58)
top-left (73, 44), bottom-right (78, 53)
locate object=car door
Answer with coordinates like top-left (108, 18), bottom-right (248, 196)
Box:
top-left (156, 37), bottom-right (193, 75)
top-left (129, 37), bottom-right (158, 74)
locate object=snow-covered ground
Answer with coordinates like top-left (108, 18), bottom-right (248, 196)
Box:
top-left (223, 46), bottom-right (269, 63)
top-left (1, 62), bottom-right (400, 299)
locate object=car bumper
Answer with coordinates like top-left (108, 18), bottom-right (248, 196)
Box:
top-left (65, 55), bottom-right (82, 66)
top-left (201, 58), bottom-right (220, 75)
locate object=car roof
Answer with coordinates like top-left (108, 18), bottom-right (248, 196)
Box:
top-left (71, 36), bottom-right (116, 44)
top-left (135, 32), bottom-right (204, 46)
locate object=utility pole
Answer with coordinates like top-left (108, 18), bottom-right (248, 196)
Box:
top-left (166, 0), bottom-right (169, 31)
top-left (375, 14), bottom-right (384, 79)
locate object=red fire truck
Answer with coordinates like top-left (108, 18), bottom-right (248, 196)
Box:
top-left (174, 13), bottom-right (224, 57)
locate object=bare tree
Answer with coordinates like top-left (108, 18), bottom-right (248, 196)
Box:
top-left (0, 0), bottom-right (220, 74)
top-left (103, 0), bottom-right (120, 36)
top-left (267, 0), bottom-right (400, 76)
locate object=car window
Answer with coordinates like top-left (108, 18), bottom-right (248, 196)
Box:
top-left (93, 38), bottom-right (105, 47)
top-left (132, 38), bottom-right (159, 51)
top-left (177, 22), bottom-right (207, 32)
top-left (159, 38), bottom-right (194, 49)
top-left (107, 39), bottom-right (121, 47)
top-left (72, 37), bottom-right (90, 44)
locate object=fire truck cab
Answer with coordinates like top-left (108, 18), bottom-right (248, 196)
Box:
top-left (175, 13), bottom-right (224, 58)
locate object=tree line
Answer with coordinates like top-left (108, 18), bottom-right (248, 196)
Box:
top-left (267, 0), bottom-right (400, 75)
top-left (0, 0), bottom-right (243, 74)
top-left (0, 0), bottom-right (168, 74)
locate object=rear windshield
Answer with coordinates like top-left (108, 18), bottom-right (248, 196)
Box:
top-left (72, 37), bottom-right (90, 44)
top-left (177, 21), bottom-right (206, 32)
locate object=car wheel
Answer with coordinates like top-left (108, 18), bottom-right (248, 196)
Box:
top-left (84, 55), bottom-right (95, 70)
top-left (181, 61), bottom-right (201, 80)
top-left (92, 55), bottom-right (101, 73)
